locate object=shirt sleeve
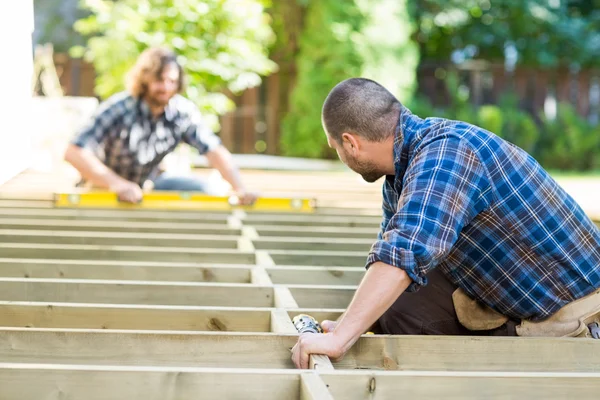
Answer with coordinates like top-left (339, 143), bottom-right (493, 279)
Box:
top-left (365, 138), bottom-right (491, 292)
top-left (71, 98), bottom-right (124, 149)
top-left (181, 106), bottom-right (222, 155)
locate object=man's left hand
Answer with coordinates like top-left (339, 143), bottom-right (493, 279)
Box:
top-left (291, 332), bottom-right (345, 369)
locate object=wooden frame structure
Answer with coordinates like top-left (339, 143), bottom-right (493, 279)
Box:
top-left (0, 173), bottom-right (600, 399)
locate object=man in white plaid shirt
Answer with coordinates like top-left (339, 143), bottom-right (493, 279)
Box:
top-left (65, 46), bottom-right (256, 204)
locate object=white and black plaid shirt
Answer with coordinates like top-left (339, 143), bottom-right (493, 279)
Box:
top-left (71, 92), bottom-right (221, 185)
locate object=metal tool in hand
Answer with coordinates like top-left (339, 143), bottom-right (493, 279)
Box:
top-left (292, 314), bottom-right (323, 334)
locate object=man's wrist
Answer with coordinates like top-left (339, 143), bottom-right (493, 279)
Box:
top-left (330, 324), bottom-right (362, 355)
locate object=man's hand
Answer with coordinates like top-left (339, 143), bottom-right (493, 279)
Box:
top-left (235, 190), bottom-right (259, 206)
top-left (321, 320), bottom-right (338, 333)
top-left (111, 180), bottom-right (143, 203)
top-left (291, 332), bottom-right (344, 369)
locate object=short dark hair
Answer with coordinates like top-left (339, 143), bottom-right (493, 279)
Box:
top-left (322, 78), bottom-right (401, 143)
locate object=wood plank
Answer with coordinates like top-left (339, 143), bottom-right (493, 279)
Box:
top-left (321, 371), bottom-right (600, 399)
top-left (4, 329), bottom-right (600, 372)
top-left (269, 250), bottom-right (366, 267)
top-left (251, 266), bottom-right (274, 285)
top-left (0, 243), bottom-right (255, 264)
top-left (0, 278), bottom-right (273, 307)
top-left (301, 373), bottom-right (335, 400)
top-left (0, 329), bottom-right (298, 368)
top-left (274, 287), bottom-right (299, 308)
top-left (288, 286), bottom-right (355, 309)
top-left (256, 225), bottom-right (378, 239)
top-left (245, 214), bottom-right (380, 228)
top-left (0, 208), bottom-right (230, 222)
top-left (0, 258), bottom-right (251, 283)
top-left (254, 237), bottom-right (372, 252)
top-left (270, 309), bottom-right (297, 334)
top-left (0, 302), bottom-right (271, 332)
top-left (0, 364), bottom-right (302, 400)
top-left (0, 229), bottom-right (238, 248)
top-left (0, 217), bottom-right (239, 235)
top-left (4, 365), bottom-right (600, 400)
top-left (268, 266), bottom-right (364, 286)
top-left (340, 335), bottom-right (600, 372)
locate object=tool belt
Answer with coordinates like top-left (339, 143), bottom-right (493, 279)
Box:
top-left (452, 287), bottom-right (600, 338)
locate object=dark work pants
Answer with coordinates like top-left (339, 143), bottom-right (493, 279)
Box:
top-left (373, 268), bottom-right (518, 336)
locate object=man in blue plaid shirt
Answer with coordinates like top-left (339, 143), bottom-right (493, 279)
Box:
top-left (292, 78), bottom-right (600, 369)
top-left (65, 47), bottom-right (256, 204)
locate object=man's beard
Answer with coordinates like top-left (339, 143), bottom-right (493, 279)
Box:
top-left (348, 156), bottom-right (384, 183)
top-left (146, 92), bottom-right (171, 107)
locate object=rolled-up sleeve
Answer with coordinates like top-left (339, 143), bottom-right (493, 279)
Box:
top-left (366, 138), bottom-right (491, 291)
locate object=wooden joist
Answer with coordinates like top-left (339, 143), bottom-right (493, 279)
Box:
top-left (1, 365), bottom-right (600, 400)
top-left (1, 329), bottom-right (600, 372)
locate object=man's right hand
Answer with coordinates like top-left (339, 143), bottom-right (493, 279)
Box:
top-left (321, 320), bottom-right (338, 333)
top-left (111, 180), bottom-right (143, 203)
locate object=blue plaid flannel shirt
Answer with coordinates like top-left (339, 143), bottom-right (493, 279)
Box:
top-left (366, 107), bottom-right (600, 321)
top-left (71, 92), bottom-right (222, 186)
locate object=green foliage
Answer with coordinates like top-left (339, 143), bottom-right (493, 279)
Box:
top-left (280, 1), bottom-right (365, 159)
top-left (538, 103), bottom-right (600, 171)
top-left (407, 74), bottom-right (600, 171)
top-left (71, 0), bottom-right (277, 128)
top-left (280, 0), bottom-right (418, 159)
top-left (413, 0), bottom-right (600, 68)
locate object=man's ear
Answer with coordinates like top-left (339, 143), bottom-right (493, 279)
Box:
top-left (341, 132), bottom-right (360, 155)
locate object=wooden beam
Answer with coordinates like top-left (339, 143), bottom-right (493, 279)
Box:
top-left (0, 243), bottom-right (255, 264)
top-left (255, 225), bottom-right (377, 239)
top-left (0, 278), bottom-right (273, 307)
top-left (340, 335), bottom-right (600, 372)
top-left (274, 287), bottom-right (299, 308)
top-left (254, 237), bottom-right (372, 252)
top-left (270, 309), bottom-right (297, 334)
top-left (251, 266), bottom-right (273, 285)
top-left (269, 250), bottom-right (366, 267)
top-left (0, 229), bottom-right (239, 248)
top-left (0, 329), bottom-right (298, 368)
top-left (288, 286), bottom-right (356, 309)
top-left (2, 328), bottom-right (600, 372)
top-left (267, 266), bottom-right (364, 286)
top-left (0, 208), bottom-right (230, 223)
top-left (0, 364), bottom-right (302, 400)
top-left (1, 365), bottom-right (600, 400)
top-left (256, 250), bottom-right (276, 266)
top-left (0, 258), bottom-right (251, 282)
top-left (0, 217), bottom-right (239, 234)
top-left (321, 371), bottom-right (600, 399)
top-left (245, 214), bottom-right (380, 228)
top-left (301, 373), bottom-right (335, 400)
top-left (0, 302), bottom-right (271, 332)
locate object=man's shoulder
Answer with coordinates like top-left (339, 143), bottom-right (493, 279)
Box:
top-left (96, 91), bottom-right (136, 115)
top-left (167, 94), bottom-right (198, 117)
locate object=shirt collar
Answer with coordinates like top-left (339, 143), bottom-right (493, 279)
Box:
top-left (138, 97), bottom-right (176, 122)
top-left (392, 105), bottom-right (424, 183)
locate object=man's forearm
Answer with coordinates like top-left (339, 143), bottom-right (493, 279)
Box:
top-left (64, 144), bottom-right (126, 189)
top-left (206, 146), bottom-right (245, 192)
top-left (333, 262), bottom-right (412, 352)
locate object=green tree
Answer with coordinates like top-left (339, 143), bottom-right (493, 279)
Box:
top-left (412, 0), bottom-right (600, 68)
top-left (71, 0), bottom-right (277, 128)
top-left (280, 0), bottom-right (418, 158)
